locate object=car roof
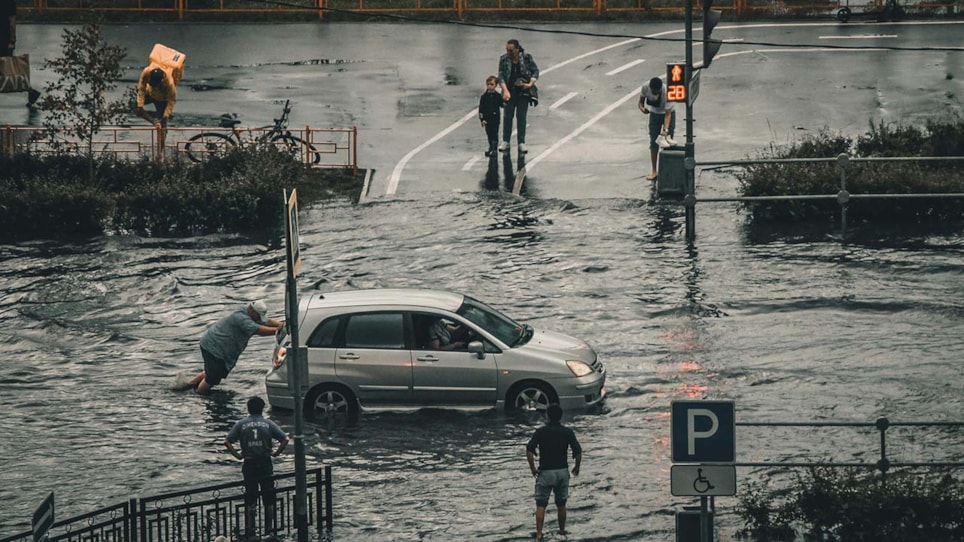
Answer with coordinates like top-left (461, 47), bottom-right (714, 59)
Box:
top-left (306, 288), bottom-right (465, 312)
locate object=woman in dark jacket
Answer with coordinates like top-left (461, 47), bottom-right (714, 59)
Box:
top-left (497, 39), bottom-right (539, 155)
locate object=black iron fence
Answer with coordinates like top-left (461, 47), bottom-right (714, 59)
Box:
top-left (0, 467), bottom-right (333, 542)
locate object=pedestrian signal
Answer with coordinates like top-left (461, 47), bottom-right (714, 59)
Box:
top-left (666, 62), bottom-right (688, 103)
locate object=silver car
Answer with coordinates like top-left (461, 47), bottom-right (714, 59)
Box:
top-left (265, 288), bottom-right (606, 418)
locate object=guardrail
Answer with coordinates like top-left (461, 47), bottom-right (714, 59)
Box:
top-left (15, 0), bottom-right (964, 20)
top-left (686, 154), bottom-right (964, 240)
top-left (0, 125), bottom-right (358, 174)
top-left (0, 467), bottom-right (333, 542)
top-left (735, 418), bottom-right (964, 483)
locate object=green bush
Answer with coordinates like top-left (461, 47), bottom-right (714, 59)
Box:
top-left (0, 147), bottom-right (361, 240)
top-left (736, 118), bottom-right (964, 225)
top-left (736, 468), bottom-right (964, 542)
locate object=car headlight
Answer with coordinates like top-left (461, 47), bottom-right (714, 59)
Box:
top-left (272, 347), bottom-right (287, 369)
top-left (566, 360), bottom-right (593, 377)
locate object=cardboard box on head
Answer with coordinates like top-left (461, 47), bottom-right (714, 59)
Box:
top-left (148, 43), bottom-right (186, 86)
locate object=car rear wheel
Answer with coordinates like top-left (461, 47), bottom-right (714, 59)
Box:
top-left (507, 382), bottom-right (557, 412)
top-left (305, 385), bottom-right (359, 420)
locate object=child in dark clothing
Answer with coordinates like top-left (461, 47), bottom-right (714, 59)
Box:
top-left (479, 75), bottom-right (503, 157)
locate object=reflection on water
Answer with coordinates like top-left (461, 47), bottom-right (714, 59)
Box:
top-left (1, 196), bottom-right (963, 540)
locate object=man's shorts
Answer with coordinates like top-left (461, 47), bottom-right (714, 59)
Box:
top-left (533, 467), bottom-right (570, 507)
top-left (648, 111), bottom-right (676, 151)
top-left (201, 347), bottom-right (229, 386)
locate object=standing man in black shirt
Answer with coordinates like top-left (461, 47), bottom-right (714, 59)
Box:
top-left (526, 404), bottom-right (582, 540)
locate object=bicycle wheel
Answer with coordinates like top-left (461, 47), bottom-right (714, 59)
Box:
top-left (270, 134), bottom-right (321, 165)
top-left (184, 132), bottom-right (236, 163)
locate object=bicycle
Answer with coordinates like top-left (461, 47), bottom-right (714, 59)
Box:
top-left (183, 99), bottom-right (320, 164)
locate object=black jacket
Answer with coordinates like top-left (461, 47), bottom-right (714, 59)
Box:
top-left (478, 90), bottom-right (502, 124)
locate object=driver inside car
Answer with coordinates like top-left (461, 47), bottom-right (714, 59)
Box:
top-left (428, 318), bottom-right (469, 351)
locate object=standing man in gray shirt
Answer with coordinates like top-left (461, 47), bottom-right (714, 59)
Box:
top-left (638, 76), bottom-right (677, 181)
top-left (181, 301), bottom-right (283, 394)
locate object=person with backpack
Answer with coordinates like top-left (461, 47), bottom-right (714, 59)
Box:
top-left (497, 38), bottom-right (539, 155)
top-left (225, 396), bottom-right (289, 540)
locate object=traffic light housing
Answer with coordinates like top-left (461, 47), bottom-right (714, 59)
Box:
top-left (703, 0), bottom-right (722, 68)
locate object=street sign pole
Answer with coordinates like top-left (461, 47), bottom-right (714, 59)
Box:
top-left (284, 189), bottom-right (308, 542)
top-left (684, 0), bottom-right (697, 243)
top-left (700, 495), bottom-right (710, 542)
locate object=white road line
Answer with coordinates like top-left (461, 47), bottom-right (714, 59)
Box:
top-left (819, 34), bottom-right (898, 39)
top-left (462, 155), bottom-right (482, 171)
top-left (550, 92), bottom-right (579, 111)
top-left (387, 110), bottom-right (476, 196)
top-left (522, 87), bottom-right (640, 179)
top-left (606, 59), bottom-right (646, 76)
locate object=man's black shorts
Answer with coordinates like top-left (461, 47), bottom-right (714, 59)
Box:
top-left (201, 347), bottom-right (229, 386)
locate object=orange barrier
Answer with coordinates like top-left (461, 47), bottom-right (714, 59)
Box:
top-left (0, 124), bottom-right (358, 174)
top-left (17, 0), bottom-right (963, 18)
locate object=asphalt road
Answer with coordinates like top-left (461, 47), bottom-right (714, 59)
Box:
top-left (2, 20), bottom-right (962, 201)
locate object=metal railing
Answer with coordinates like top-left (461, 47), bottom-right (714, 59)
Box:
top-left (1, 125), bottom-right (358, 174)
top-left (734, 417), bottom-right (964, 482)
top-left (15, 0), bottom-right (964, 19)
top-left (0, 467), bottom-right (333, 542)
top-left (689, 153), bottom-right (964, 239)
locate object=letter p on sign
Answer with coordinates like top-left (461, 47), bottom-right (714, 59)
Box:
top-left (671, 401), bottom-right (735, 463)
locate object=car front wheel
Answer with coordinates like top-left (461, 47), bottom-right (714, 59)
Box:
top-left (507, 382), bottom-right (557, 412)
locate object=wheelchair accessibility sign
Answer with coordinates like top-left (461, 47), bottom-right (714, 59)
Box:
top-left (671, 465), bottom-right (737, 496)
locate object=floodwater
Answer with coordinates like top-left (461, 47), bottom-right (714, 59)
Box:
top-left (2, 191), bottom-right (964, 540)
top-left (2, 18), bottom-right (964, 542)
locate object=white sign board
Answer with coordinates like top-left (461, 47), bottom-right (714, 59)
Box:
top-left (671, 465), bottom-right (736, 496)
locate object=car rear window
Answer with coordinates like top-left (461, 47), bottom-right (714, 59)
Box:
top-left (344, 313), bottom-right (405, 349)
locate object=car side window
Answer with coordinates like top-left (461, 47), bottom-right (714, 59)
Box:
top-left (344, 313), bottom-right (405, 349)
top-left (306, 317), bottom-right (341, 348)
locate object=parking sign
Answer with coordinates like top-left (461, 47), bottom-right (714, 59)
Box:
top-left (671, 401), bottom-right (735, 463)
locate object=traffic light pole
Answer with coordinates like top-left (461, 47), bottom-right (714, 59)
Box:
top-left (684, 0), bottom-right (696, 243)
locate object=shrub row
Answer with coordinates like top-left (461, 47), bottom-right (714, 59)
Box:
top-left (0, 146), bottom-right (361, 240)
top-left (735, 117), bottom-right (964, 225)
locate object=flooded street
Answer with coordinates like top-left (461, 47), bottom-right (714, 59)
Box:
top-left (2, 17), bottom-right (964, 541)
top-left (2, 192), bottom-right (964, 540)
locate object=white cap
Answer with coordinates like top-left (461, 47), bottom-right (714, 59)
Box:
top-left (249, 300), bottom-right (269, 325)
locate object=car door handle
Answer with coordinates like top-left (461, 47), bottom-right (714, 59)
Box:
top-left (416, 355), bottom-right (439, 362)
top-left (339, 353), bottom-right (359, 360)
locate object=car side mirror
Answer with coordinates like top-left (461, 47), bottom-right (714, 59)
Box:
top-left (467, 341), bottom-right (485, 359)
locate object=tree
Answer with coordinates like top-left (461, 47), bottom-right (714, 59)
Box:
top-left (38, 22), bottom-right (133, 182)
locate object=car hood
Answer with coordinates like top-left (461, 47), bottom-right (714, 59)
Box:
top-left (519, 328), bottom-right (596, 363)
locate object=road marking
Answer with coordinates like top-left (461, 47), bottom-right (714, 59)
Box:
top-left (550, 91), bottom-right (579, 111)
top-left (462, 155), bottom-right (482, 171)
top-left (819, 34), bottom-right (898, 39)
top-left (606, 59), bottom-right (646, 76)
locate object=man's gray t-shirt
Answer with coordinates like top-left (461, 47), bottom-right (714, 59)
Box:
top-left (640, 85), bottom-right (674, 115)
top-left (199, 307), bottom-right (260, 370)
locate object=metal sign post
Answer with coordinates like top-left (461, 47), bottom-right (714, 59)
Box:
top-left (32, 492), bottom-right (54, 542)
top-left (284, 188), bottom-right (308, 542)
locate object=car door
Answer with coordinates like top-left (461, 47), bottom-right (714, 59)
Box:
top-left (334, 312), bottom-right (413, 406)
top-left (410, 313), bottom-right (498, 407)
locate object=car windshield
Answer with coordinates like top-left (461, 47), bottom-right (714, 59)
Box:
top-left (456, 296), bottom-right (526, 346)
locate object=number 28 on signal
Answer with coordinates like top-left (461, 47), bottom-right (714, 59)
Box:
top-left (667, 84), bottom-right (687, 102)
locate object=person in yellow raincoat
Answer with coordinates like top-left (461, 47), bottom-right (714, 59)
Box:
top-left (135, 65), bottom-right (179, 160)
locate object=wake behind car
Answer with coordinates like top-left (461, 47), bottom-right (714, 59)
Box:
top-left (265, 289), bottom-right (605, 418)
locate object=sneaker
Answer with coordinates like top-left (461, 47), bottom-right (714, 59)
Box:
top-left (665, 135), bottom-right (678, 146)
top-left (498, 141), bottom-right (509, 152)
top-left (655, 134), bottom-right (671, 149)
top-left (518, 143), bottom-right (528, 154)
